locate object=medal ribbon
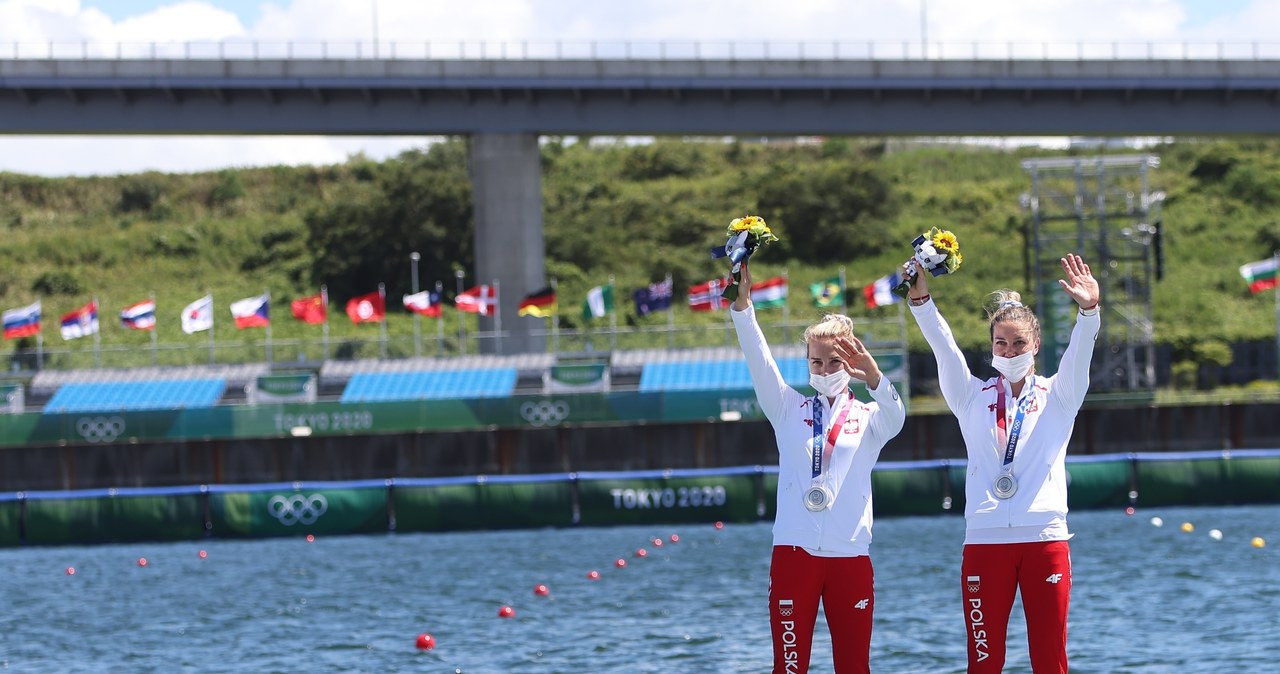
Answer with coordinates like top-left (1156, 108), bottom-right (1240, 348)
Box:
top-left (995, 376), bottom-right (1036, 468)
top-left (811, 393), bottom-right (853, 479)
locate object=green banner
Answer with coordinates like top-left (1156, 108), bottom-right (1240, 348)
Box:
top-left (209, 487), bottom-right (387, 537)
top-left (393, 481), bottom-right (575, 532)
top-left (872, 466), bottom-right (955, 516)
top-left (1065, 460), bottom-right (1132, 509)
top-left (545, 363), bottom-right (609, 392)
top-left (24, 494), bottom-right (204, 545)
top-left (0, 383), bottom-right (22, 414)
top-left (249, 373), bottom-right (317, 403)
top-left (0, 501), bottom-right (19, 547)
top-left (576, 475), bottom-right (759, 526)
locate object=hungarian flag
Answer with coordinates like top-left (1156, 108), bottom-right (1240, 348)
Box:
top-left (810, 276), bottom-right (844, 308)
top-left (456, 284), bottom-right (497, 316)
top-left (582, 284), bottom-right (614, 320)
top-left (3, 300), bottom-right (41, 340)
top-left (230, 293), bottom-right (270, 329)
top-left (518, 287), bottom-right (556, 318)
top-left (346, 290), bottom-right (386, 323)
top-left (291, 291), bottom-right (327, 324)
top-left (1240, 257), bottom-right (1279, 294)
top-left (403, 290), bottom-right (442, 317)
top-left (749, 276), bottom-right (788, 309)
top-left (863, 272), bottom-right (903, 309)
top-left (688, 278), bottom-right (731, 312)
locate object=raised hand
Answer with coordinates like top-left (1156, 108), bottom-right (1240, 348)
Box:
top-left (732, 261), bottom-right (754, 311)
top-left (1058, 254), bottom-right (1100, 308)
top-left (903, 258), bottom-right (930, 299)
top-left (834, 334), bottom-right (882, 390)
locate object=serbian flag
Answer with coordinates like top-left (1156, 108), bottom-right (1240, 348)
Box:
top-left (749, 276), bottom-right (788, 309)
top-left (59, 300), bottom-right (99, 340)
top-left (863, 272), bottom-right (903, 309)
top-left (688, 277), bottom-right (731, 312)
top-left (230, 293), bottom-right (270, 329)
top-left (1240, 257), bottom-right (1279, 294)
top-left (3, 300), bottom-right (42, 340)
top-left (518, 286), bottom-right (556, 318)
top-left (120, 299), bottom-right (157, 330)
top-left (404, 290), bottom-right (443, 317)
top-left (291, 291), bottom-right (327, 324)
top-left (456, 284), bottom-right (497, 316)
top-left (346, 290), bottom-right (386, 323)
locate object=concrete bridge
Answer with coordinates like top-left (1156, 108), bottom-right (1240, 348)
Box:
top-left (3, 55), bottom-right (1277, 352)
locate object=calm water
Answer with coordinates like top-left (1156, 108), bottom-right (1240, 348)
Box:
top-left (0, 504), bottom-right (1276, 673)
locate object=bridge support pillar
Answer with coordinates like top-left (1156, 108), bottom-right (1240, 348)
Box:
top-left (468, 133), bottom-right (547, 355)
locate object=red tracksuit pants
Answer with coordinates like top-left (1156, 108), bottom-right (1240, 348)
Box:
top-left (768, 545), bottom-right (875, 674)
top-left (961, 540), bottom-right (1071, 673)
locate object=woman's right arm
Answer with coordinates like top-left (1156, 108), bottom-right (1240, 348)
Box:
top-left (904, 259), bottom-right (977, 412)
top-left (731, 263), bottom-right (792, 424)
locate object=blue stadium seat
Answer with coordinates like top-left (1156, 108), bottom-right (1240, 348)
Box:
top-left (340, 368), bottom-right (518, 402)
top-left (638, 358), bottom-right (809, 392)
top-left (43, 379), bottom-right (226, 413)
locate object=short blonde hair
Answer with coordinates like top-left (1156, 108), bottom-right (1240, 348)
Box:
top-left (803, 313), bottom-right (854, 347)
top-left (986, 290), bottom-right (1040, 340)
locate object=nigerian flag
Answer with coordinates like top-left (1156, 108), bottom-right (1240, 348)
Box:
top-left (582, 284), bottom-right (615, 320)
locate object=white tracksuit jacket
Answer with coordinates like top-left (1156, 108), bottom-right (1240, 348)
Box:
top-left (732, 304), bottom-right (906, 556)
top-left (909, 298), bottom-right (1099, 543)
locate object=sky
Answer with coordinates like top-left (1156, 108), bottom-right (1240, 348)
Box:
top-left (0, 0), bottom-right (1269, 177)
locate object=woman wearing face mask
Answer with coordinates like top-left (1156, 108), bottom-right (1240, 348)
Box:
top-left (731, 261), bottom-right (905, 674)
top-left (904, 253), bottom-right (1099, 674)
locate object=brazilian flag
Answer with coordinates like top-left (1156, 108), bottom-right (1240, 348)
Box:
top-left (809, 276), bottom-right (844, 308)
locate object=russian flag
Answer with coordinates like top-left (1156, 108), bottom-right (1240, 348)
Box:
top-left (230, 292), bottom-right (270, 329)
top-left (2, 300), bottom-right (41, 340)
top-left (863, 273), bottom-right (903, 309)
top-left (120, 299), bottom-right (157, 331)
top-left (59, 301), bottom-right (99, 340)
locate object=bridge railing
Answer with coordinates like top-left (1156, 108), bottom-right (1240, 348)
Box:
top-left (2, 40), bottom-right (1280, 62)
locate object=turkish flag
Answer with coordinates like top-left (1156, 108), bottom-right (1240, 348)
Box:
top-left (345, 290), bottom-right (385, 323)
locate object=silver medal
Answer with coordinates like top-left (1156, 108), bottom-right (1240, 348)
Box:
top-left (804, 484), bottom-right (833, 512)
top-left (993, 471), bottom-right (1018, 499)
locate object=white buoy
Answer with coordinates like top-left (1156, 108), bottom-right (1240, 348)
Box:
top-left (1208, 529), bottom-right (1223, 541)
top-left (1150, 516), bottom-right (1164, 527)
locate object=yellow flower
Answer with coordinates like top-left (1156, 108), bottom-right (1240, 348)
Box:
top-left (932, 230), bottom-right (959, 254)
top-left (727, 215), bottom-right (778, 244)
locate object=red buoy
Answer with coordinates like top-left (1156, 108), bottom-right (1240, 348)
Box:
top-left (198, 550), bottom-right (208, 559)
top-left (635, 548), bottom-right (648, 558)
top-left (306, 534), bottom-right (315, 543)
top-left (65, 567), bottom-right (76, 576)
top-left (669, 534), bottom-right (680, 543)
top-left (498, 605), bottom-right (515, 618)
top-left (415, 633), bottom-right (436, 650)
top-left (586, 570), bottom-right (601, 580)
top-left (714, 521), bottom-right (724, 530)
top-left (533, 584), bottom-right (550, 597)
top-left (652, 538), bottom-right (663, 547)
top-left (615, 558), bottom-right (627, 568)
top-left (137, 557), bottom-right (148, 567)
top-left (1125, 507), bottom-right (1135, 516)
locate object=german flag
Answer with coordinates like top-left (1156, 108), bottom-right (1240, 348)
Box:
top-left (518, 286), bottom-right (557, 317)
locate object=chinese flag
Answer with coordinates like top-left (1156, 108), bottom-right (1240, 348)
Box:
top-left (345, 290), bottom-right (386, 323)
top-left (290, 292), bottom-right (326, 324)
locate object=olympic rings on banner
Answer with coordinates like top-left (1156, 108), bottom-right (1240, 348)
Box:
top-left (75, 416), bottom-right (126, 443)
top-left (267, 493), bottom-right (329, 526)
top-left (520, 400), bottom-right (570, 427)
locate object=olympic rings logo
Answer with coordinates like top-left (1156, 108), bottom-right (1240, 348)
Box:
top-left (75, 416), bottom-right (126, 443)
top-left (267, 493), bottom-right (329, 526)
top-left (520, 400), bottom-right (570, 427)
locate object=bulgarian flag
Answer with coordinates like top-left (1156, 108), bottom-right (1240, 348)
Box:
top-left (749, 276), bottom-right (788, 309)
top-left (1240, 257), bottom-right (1279, 294)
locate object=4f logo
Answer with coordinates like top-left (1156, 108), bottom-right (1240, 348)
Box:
top-left (853, 599), bottom-right (870, 610)
top-left (1046, 573), bottom-right (1064, 584)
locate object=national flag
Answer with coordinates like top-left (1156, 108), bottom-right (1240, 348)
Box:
top-left (291, 291), bottom-right (326, 324)
top-left (456, 284), bottom-right (497, 316)
top-left (1240, 257), bottom-right (1279, 294)
top-left (2, 300), bottom-right (41, 340)
top-left (863, 272), bottom-right (903, 309)
top-left (403, 290), bottom-right (443, 318)
top-left (346, 290), bottom-right (386, 323)
top-left (230, 292), bottom-right (270, 329)
top-left (810, 276), bottom-right (845, 308)
top-left (59, 300), bottom-right (99, 340)
top-left (518, 287), bottom-right (557, 318)
top-left (582, 284), bottom-right (614, 320)
top-left (750, 276), bottom-right (788, 309)
top-left (120, 299), bottom-right (157, 331)
top-left (688, 277), bottom-right (731, 312)
top-left (633, 277), bottom-right (674, 316)
top-left (181, 295), bottom-right (214, 334)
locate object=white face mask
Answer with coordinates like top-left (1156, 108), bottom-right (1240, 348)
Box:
top-left (991, 351), bottom-right (1036, 381)
top-left (809, 370), bottom-right (851, 398)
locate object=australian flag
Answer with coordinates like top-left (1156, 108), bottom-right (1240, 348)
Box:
top-left (633, 276), bottom-right (674, 316)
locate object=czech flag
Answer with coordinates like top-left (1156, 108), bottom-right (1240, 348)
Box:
top-left (346, 290), bottom-right (386, 323)
top-left (2, 300), bottom-right (41, 340)
top-left (230, 293), bottom-right (270, 329)
top-left (120, 299), bottom-right (157, 330)
top-left (59, 300), bottom-right (100, 340)
top-left (403, 290), bottom-right (443, 318)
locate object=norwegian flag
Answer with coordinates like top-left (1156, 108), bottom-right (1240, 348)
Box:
top-left (688, 277), bottom-right (731, 312)
top-left (455, 284), bottom-right (497, 316)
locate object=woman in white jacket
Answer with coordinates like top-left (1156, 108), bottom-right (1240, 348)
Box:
top-left (731, 261), bottom-right (906, 674)
top-left (904, 253), bottom-right (1099, 674)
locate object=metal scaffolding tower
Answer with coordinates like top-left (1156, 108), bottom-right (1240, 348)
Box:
top-left (1021, 154), bottom-right (1163, 392)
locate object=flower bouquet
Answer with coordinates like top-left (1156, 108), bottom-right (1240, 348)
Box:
top-left (711, 215), bottom-right (779, 301)
top-left (892, 227), bottom-right (963, 297)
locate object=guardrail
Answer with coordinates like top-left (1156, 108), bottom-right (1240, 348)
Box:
top-left (2, 40), bottom-right (1280, 62)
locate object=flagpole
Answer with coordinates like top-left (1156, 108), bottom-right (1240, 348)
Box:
top-left (1274, 250), bottom-right (1279, 380)
top-left (607, 275), bottom-right (617, 351)
top-left (839, 266), bottom-right (848, 315)
top-left (378, 282), bottom-right (387, 359)
top-left (207, 290), bottom-right (215, 365)
top-left (410, 252), bottom-right (421, 358)
top-left (92, 296), bottom-right (101, 368)
top-left (434, 280), bottom-right (444, 355)
top-left (666, 273), bottom-right (674, 348)
top-left (149, 291), bottom-right (158, 366)
top-left (782, 269), bottom-right (791, 344)
top-left (36, 331), bottom-right (43, 370)
top-left (551, 277), bottom-right (560, 353)
top-left (455, 270), bottom-right (466, 356)
top-left (264, 288), bottom-right (273, 364)
top-left (321, 284), bottom-right (330, 362)
top-left (493, 279), bottom-right (503, 355)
